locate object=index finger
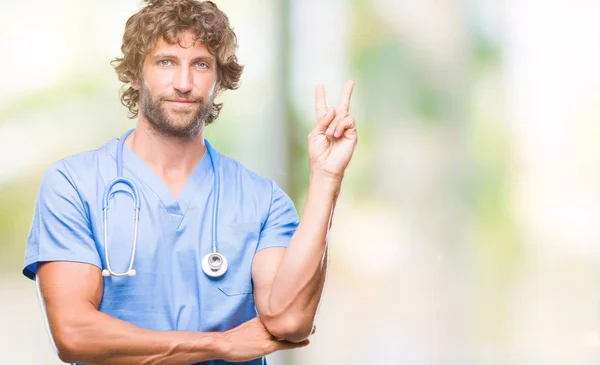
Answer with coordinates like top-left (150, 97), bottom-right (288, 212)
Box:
top-left (337, 80), bottom-right (354, 112)
top-left (315, 84), bottom-right (328, 119)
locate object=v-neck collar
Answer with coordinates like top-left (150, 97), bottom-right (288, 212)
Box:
top-left (105, 135), bottom-right (215, 225)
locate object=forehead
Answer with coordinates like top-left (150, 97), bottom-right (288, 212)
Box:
top-left (149, 31), bottom-right (212, 58)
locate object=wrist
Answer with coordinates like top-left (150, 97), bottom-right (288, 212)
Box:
top-left (308, 171), bottom-right (342, 198)
top-left (210, 332), bottom-right (230, 361)
top-left (309, 169), bottom-right (343, 185)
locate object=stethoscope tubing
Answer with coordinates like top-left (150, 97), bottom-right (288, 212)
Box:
top-left (101, 129), bottom-right (226, 278)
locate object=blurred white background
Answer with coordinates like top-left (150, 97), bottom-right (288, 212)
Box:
top-left (2, 0), bottom-right (600, 364)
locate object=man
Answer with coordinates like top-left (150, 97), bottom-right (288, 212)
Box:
top-left (23, 0), bottom-right (357, 364)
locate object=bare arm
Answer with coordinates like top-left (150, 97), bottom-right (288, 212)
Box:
top-left (37, 261), bottom-right (308, 365)
top-left (253, 176), bottom-right (337, 343)
top-left (252, 81), bottom-right (356, 343)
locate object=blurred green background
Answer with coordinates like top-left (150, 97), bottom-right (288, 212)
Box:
top-left (3, 0), bottom-right (600, 364)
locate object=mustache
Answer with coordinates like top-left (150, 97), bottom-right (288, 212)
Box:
top-left (160, 94), bottom-right (204, 103)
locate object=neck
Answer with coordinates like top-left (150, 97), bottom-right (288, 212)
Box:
top-left (124, 117), bottom-right (206, 181)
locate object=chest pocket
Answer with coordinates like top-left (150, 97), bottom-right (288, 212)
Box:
top-left (215, 221), bottom-right (261, 296)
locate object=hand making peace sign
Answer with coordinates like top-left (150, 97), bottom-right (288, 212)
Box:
top-left (308, 80), bottom-right (358, 180)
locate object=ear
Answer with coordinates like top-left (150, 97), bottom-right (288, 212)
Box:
top-left (131, 81), bottom-right (141, 91)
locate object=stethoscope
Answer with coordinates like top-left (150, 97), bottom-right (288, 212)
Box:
top-left (101, 129), bottom-right (228, 278)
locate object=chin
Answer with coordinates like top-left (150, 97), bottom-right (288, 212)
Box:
top-left (172, 120), bottom-right (204, 137)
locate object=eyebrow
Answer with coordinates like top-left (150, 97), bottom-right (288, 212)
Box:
top-left (151, 53), bottom-right (215, 65)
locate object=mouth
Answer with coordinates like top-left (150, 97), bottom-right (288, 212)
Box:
top-left (165, 100), bottom-right (199, 107)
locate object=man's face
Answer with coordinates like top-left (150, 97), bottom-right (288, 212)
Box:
top-left (135, 30), bottom-right (218, 138)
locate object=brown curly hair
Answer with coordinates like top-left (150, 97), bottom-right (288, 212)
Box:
top-left (111, 0), bottom-right (243, 124)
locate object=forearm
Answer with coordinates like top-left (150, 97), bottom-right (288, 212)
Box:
top-left (265, 172), bottom-right (340, 340)
top-left (55, 307), bottom-right (223, 365)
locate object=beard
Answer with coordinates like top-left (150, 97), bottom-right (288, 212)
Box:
top-left (138, 83), bottom-right (215, 139)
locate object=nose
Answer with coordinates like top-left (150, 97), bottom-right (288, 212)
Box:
top-left (173, 67), bottom-right (193, 94)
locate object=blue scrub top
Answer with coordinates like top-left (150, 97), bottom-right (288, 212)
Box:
top-left (23, 135), bottom-right (299, 365)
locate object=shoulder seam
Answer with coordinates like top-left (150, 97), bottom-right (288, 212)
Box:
top-left (59, 160), bottom-right (92, 225)
top-left (262, 180), bottom-right (275, 231)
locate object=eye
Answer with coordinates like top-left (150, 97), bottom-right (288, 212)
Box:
top-left (195, 62), bottom-right (209, 69)
top-left (158, 60), bottom-right (172, 66)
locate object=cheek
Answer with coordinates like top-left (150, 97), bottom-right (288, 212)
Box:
top-left (207, 82), bottom-right (217, 98)
top-left (144, 80), bottom-right (170, 102)
top-left (139, 85), bottom-right (162, 108)
top-left (144, 70), bottom-right (173, 91)
top-left (201, 75), bottom-right (218, 97)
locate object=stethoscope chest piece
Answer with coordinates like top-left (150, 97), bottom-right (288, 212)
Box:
top-left (202, 252), bottom-right (228, 277)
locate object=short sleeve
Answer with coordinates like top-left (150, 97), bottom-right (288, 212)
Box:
top-left (22, 161), bottom-right (101, 280)
top-left (256, 181), bottom-right (299, 252)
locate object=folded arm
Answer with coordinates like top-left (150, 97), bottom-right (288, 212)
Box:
top-left (37, 261), bottom-right (307, 365)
